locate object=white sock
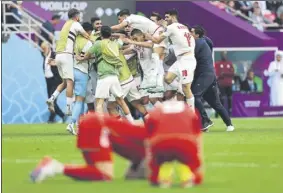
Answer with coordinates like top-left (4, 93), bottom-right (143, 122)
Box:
top-left (52, 159), bottom-right (64, 174)
top-left (186, 97), bottom-right (195, 112)
top-left (50, 90), bottom-right (60, 101)
top-left (125, 114), bottom-right (134, 123)
top-left (67, 97), bottom-right (73, 106)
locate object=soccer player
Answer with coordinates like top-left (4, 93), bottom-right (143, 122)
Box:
top-left (190, 25), bottom-right (234, 132)
top-left (30, 113), bottom-right (113, 183)
top-left (144, 101), bottom-right (204, 188)
top-left (85, 17), bottom-right (103, 112)
top-left (103, 101), bottom-right (204, 188)
top-left (122, 29), bottom-right (164, 105)
top-left (66, 22), bottom-right (94, 135)
top-left (107, 40), bottom-right (148, 120)
top-left (111, 9), bottom-right (166, 90)
top-left (46, 8), bottom-right (91, 115)
top-left (76, 26), bottom-right (134, 122)
top-left (146, 9), bottom-right (196, 110)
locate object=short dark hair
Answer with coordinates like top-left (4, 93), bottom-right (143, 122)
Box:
top-left (131, 28), bottom-right (143, 36)
top-left (192, 25), bottom-right (206, 38)
top-left (165, 9), bottom-right (178, 17)
top-left (151, 12), bottom-right (162, 21)
top-left (51, 14), bottom-right (60, 20)
top-left (91, 17), bottom-right (101, 24)
top-left (100, 26), bottom-right (112, 38)
top-left (117, 9), bottom-right (130, 17)
top-left (82, 22), bottom-right (93, 32)
top-left (68, 8), bottom-right (80, 19)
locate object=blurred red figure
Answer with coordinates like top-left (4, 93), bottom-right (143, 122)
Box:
top-left (103, 101), bottom-right (204, 188)
top-left (30, 113), bottom-right (113, 183)
top-left (30, 112), bottom-right (146, 183)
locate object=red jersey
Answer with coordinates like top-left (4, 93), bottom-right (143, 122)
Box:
top-left (214, 60), bottom-right (235, 87)
top-left (77, 113), bottom-right (111, 153)
top-left (145, 101), bottom-right (201, 145)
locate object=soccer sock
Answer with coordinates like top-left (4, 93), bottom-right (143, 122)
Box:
top-left (66, 97), bottom-right (73, 109)
top-left (125, 113), bottom-right (134, 123)
top-left (64, 165), bottom-right (110, 181)
top-left (50, 90), bottom-right (60, 101)
top-left (71, 101), bottom-right (83, 124)
top-left (186, 97), bottom-right (195, 112)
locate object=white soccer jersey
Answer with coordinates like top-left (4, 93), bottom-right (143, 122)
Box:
top-left (125, 14), bottom-right (159, 34)
top-left (63, 22), bottom-right (86, 54)
top-left (74, 41), bottom-right (93, 74)
top-left (163, 22), bottom-right (195, 56)
top-left (131, 43), bottom-right (153, 74)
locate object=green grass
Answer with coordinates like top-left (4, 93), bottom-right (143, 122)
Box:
top-left (2, 118), bottom-right (283, 193)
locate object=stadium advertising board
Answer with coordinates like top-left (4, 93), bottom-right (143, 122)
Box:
top-left (34, 1), bottom-right (135, 25)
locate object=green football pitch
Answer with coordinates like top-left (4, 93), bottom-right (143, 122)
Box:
top-left (2, 118), bottom-right (283, 193)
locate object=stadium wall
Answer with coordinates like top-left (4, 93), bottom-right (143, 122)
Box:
top-left (2, 35), bottom-right (67, 124)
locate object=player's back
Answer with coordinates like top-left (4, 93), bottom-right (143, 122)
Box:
top-left (77, 113), bottom-right (111, 152)
top-left (126, 14), bottom-right (159, 34)
top-left (146, 101), bottom-right (201, 144)
top-left (166, 23), bottom-right (195, 56)
top-left (56, 20), bottom-right (83, 54)
top-left (133, 44), bottom-right (153, 73)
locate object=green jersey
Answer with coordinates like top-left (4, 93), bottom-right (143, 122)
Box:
top-left (88, 39), bottom-right (122, 79)
top-left (118, 53), bottom-right (132, 82)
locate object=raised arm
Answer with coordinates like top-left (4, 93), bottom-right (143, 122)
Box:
top-left (111, 21), bottom-right (128, 31)
top-left (145, 33), bottom-right (166, 44)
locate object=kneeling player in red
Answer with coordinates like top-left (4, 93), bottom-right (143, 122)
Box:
top-left (30, 113), bottom-right (113, 183)
top-left (145, 101), bottom-right (204, 188)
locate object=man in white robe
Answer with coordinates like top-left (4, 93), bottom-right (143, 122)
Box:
top-left (264, 50), bottom-right (283, 106)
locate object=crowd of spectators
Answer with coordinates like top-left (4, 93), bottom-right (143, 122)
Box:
top-left (210, 1), bottom-right (283, 31)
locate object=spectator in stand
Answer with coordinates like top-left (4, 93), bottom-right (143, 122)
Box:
top-left (215, 51), bottom-right (235, 116)
top-left (266, 1), bottom-right (283, 14)
top-left (241, 70), bottom-right (258, 93)
top-left (274, 5), bottom-right (283, 27)
top-left (251, 7), bottom-right (276, 31)
top-left (234, 1), bottom-right (253, 17)
top-left (225, 1), bottom-right (242, 17)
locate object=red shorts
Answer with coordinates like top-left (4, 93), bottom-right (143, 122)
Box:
top-left (149, 138), bottom-right (200, 171)
top-left (82, 150), bottom-right (112, 165)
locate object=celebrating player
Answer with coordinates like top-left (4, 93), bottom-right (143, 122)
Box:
top-left (146, 10), bottom-right (196, 110)
top-left (112, 9), bottom-right (166, 91)
top-left (46, 8), bottom-right (91, 116)
top-left (77, 26), bottom-right (134, 122)
top-left (123, 29), bottom-right (164, 105)
top-left (66, 22), bottom-right (94, 135)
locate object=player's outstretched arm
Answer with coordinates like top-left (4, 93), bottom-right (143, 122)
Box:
top-left (145, 33), bottom-right (166, 44)
top-left (111, 21), bottom-right (128, 31)
top-left (126, 39), bottom-right (154, 48)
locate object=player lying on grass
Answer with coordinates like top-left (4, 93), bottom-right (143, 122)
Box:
top-left (105, 101), bottom-right (204, 188)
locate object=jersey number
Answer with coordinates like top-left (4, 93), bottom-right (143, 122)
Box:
top-left (184, 32), bottom-right (191, 47)
top-left (99, 129), bottom-right (110, 148)
top-left (182, 70), bottom-right (188, 77)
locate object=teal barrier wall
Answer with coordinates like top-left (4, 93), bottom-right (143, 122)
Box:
top-left (2, 35), bottom-right (67, 124)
